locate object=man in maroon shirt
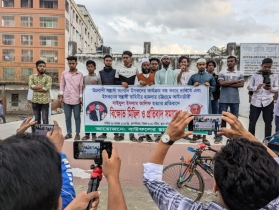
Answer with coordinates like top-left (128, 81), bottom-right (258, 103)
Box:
top-left (60, 56), bottom-right (83, 140)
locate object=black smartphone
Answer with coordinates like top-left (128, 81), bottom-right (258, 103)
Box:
top-left (188, 114), bottom-right (226, 135)
top-left (34, 124), bottom-right (54, 135)
top-left (73, 140), bottom-right (112, 164)
top-left (265, 83), bottom-right (271, 87)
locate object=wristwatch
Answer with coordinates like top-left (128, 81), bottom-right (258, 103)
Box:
top-left (161, 133), bottom-right (174, 145)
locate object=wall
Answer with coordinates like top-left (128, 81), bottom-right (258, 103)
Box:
top-left (5, 89), bottom-right (31, 115)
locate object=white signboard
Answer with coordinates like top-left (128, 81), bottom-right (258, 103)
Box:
top-left (83, 85), bottom-right (209, 133)
top-left (240, 43), bottom-right (279, 75)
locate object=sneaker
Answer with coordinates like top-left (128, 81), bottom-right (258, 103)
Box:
top-left (92, 135), bottom-right (97, 140)
top-left (81, 135), bottom-right (90, 140)
top-left (214, 137), bottom-right (223, 144)
top-left (74, 134), bottom-right (80, 141)
top-left (114, 136), bottom-right (124, 141)
top-left (114, 135), bottom-right (119, 141)
top-left (98, 134), bottom-right (107, 139)
top-left (130, 136), bottom-right (137, 142)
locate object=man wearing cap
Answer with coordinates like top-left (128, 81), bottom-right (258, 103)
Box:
top-left (248, 58), bottom-right (278, 141)
top-left (155, 55), bottom-right (177, 85)
top-left (135, 58), bottom-right (155, 143)
top-left (188, 58), bottom-right (216, 144)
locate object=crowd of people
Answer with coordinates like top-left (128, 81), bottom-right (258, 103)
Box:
top-left (29, 51), bottom-right (279, 144)
top-left (0, 110), bottom-right (278, 210)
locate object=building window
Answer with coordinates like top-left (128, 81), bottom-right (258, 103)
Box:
top-left (21, 50), bottom-right (33, 62)
top-left (21, 16), bottom-right (33, 27)
top-left (66, 19), bottom-right (69, 31)
top-left (75, 30), bottom-right (79, 39)
top-left (21, 0), bottom-right (33, 8)
top-left (85, 41), bottom-right (87, 49)
top-left (40, 0), bottom-right (58, 9)
top-left (3, 67), bottom-right (15, 81)
top-left (40, 17), bottom-right (58, 28)
top-left (2, 15), bottom-right (14, 27)
top-left (76, 14), bottom-right (78, 23)
top-left (40, 50), bottom-right (58, 63)
top-left (45, 69), bottom-right (58, 84)
top-left (21, 68), bottom-right (33, 81)
top-left (72, 26), bottom-right (75, 36)
top-left (2, 0), bottom-right (14, 7)
top-left (40, 36), bottom-right (58, 46)
top-left (11, 94), bottom-right (19, 106)
top-left (21, 35), bottom-right (33, 45)
top-left (85, 28), bottom-right (87, 35)
top-left (2, 49), bottom-right (15, 61)
top-left (2, 34), bottom-right (14, 45)
top-left (65, 0), bottom-right (69, 13)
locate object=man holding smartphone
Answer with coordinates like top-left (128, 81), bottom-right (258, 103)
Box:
top-left (247, 58), bottom-right (278, 139)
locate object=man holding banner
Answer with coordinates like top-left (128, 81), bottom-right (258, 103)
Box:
top-left (188, 58), bottom-right (216, 144)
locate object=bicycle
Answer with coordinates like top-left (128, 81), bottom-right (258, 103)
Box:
top-left (163, 143), bottom-right (218, 201)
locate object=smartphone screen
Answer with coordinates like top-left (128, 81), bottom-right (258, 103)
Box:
top-left (188, 114), bottom-right (226, 135)
top-left (73, 141), bottom-right (112, 160)
top-left (74, 142), bottom-right (101, 159)
top-left (34, 124), bottom-right (54, 135)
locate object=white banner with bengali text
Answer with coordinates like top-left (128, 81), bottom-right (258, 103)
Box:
top-left (83, 85), bottom-right (209, 133)
top-left (240, 43), bottom-right (279, 76)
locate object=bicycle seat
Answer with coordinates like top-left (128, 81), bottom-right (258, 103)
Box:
top-left (187, 147), bottom-right (196, 153)
top-left (198, 143), bottom-right (206, 149)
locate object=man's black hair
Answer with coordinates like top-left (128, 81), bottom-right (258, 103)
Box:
top-left (262, 58), bottom-right (273, 65)
top-left (178, 56), bottom-right (189, 64)
top-left (214, 138), bottom-right (279, 210)
top-left (206, 60), bottom-right (216, 68)
top-left (227, 56), bottom-right (237, 62)
top-left (0, 133), bottom-right (62, 210)
top-left (149, 58), bottom-right (160, 64)
top-left (86, 60), bottom-right (96, 67)
top-left (35, 60), bottom-right (46, 67)
top-left (122, 51), bottom-right (132, 57)
top-left (66, 56), bottom-right (77, 62)
top-left (103, 54), bottom-right (112, 60)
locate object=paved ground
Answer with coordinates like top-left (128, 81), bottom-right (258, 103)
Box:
top-left (0, 113), bottom-right (273, 209)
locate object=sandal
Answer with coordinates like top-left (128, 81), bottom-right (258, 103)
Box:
top-left (130, 136), bottom-right (138, 142)
top-left (155, 137), bottom-right (160, 143)
top-left (138, 136), bottom-right (144, 143)
top-left (202, 137), bottom-right (211, 146)
top-left (146, 135), bottom-right (153, 142)
top-left (64, 134), bottom-right (72, 140)
top-left (190, 138), bottom-right (197, 143)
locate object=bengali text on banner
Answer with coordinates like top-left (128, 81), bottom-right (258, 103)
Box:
top-left (83, 85), bottom-right (209, 133)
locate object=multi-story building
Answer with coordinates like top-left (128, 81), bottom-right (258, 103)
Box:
top-left (0, 0), bottom-right (103, 115)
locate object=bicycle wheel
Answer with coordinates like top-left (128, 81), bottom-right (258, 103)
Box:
top-left (163, 162), bottom-right (204, 201)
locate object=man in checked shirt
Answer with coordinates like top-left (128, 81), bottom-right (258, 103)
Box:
top-left (143, 111), bottom-right (279, 210)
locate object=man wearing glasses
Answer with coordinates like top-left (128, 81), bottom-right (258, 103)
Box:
top-left (155, 55), bottom-right (177, 85)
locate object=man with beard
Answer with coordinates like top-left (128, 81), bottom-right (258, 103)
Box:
top-left (60, 56), bottom-right (83, 141)
top-left (29, 60), bottom-right (52, 125)
top-left (115, 51), bottom-right (139, 142)
top-left (149, 58), bottom-right (160, 74)
top-left (95, 55), bottom-right (118, 140)
top-left (248, 58), bottom-right (278, 140)
top-left (188, 58), bottom-right (216, 144)
top-left (155, 55), bottom-right (177, 85)
top-left (135, 58), bottom-right (154, 143)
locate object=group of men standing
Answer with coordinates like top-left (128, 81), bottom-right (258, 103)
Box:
top-left (27, 51), bottom-right (278, 144)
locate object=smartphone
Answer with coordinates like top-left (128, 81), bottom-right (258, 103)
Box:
top-left (73, 140), bottom-right (112, 164)
top-left (188, 114), bottom-right (226, 135)
top-left (265, 83), bottom-right (271, 87)
top-left (34, 124), bottom-right (54, 135)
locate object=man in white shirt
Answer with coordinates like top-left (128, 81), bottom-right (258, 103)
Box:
top-left (247, 58), bottom-right (278, 138)
top-left (174, 56), bottom-right (195, 85)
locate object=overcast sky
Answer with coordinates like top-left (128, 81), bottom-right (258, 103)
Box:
top-left (76, 0), bottom-right (279, 54)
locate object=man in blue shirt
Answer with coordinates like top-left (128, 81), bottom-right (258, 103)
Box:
top-left (0, 100), bottom-right (6, 123)
top-left (188, 58), bottom-right (216, 144)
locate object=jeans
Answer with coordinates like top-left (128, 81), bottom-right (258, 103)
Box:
top-left (275, 116), bottom-right (279, 133)
top-left (248, 102), bottom-right (274, 137)
top-left (64, 103), bottom-right (81, 134)
top-left (32, 102), bottom-right (49, 124)
top-left (218, 103), bottom-right (239, 118)
top-left (211, 99), bottom-right (219, 114)
top-left (0, 114), bottom-right (6, 123)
